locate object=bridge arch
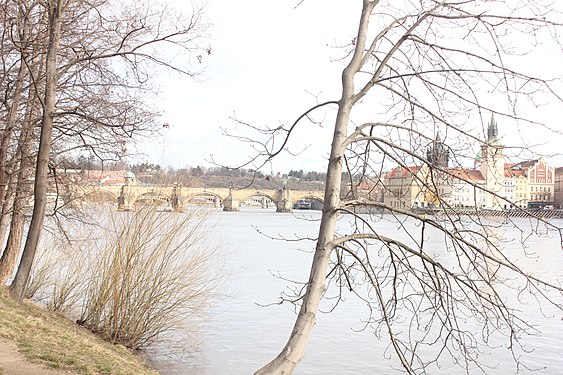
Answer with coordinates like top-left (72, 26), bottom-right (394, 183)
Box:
top-left (133, 191), bottom-right (171, 207)
top-left (183, 192), bottom-right (223, 208)
top-left (291, 194), bottom-right (324, 210)
top-left (81, 189), bottom-right (118, 204)
top-left (239, 192), bottom-right (277, 209)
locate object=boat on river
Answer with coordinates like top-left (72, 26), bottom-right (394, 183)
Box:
top-left (294, 198), bottom-right (312, 210)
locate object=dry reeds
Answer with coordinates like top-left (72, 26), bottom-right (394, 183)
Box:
top-left (29, 206), bottom-right (223, 350)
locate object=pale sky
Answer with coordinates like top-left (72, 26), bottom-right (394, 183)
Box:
top-left (139, 0), bottom-right (563, 173)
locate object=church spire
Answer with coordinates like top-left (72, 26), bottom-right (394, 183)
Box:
top-left (487, 113), bottom-right (500, 145)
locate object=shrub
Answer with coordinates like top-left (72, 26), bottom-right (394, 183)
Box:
top-left (30, 206), bottom-right (223, 350)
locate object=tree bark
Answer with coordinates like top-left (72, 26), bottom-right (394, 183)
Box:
top-left (10, 0), bottom-right (64, 301)
top-left (0, 210), bottom-right (25, 284)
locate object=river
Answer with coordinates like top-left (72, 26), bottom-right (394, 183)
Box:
top-left (147, 208), bottom-right (563, 375)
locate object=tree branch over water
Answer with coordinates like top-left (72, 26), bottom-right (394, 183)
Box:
top-left (237, 1), bottom-right (563, 374)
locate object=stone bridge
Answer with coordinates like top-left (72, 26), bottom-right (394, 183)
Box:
top-left (68, 183), bottom-right (325, 213)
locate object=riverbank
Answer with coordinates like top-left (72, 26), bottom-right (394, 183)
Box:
top-left (0, 288), bottom-right (158, 375)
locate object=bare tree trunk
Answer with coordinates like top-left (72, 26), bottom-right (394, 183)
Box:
top-left (0, 184), bottom-right (16, 252)
top-left (254, 3), bottom-right (375, 373)
top-left (0, 97), bottom-right (37, 285)
top-left (0, 38), bottom-right (45, 269)
top-left (0, 61), bottom-right (27, 247)
top-left (10, 0), bottom-right (64, 301)
top-left (0, 209), bottom-right (24, 284)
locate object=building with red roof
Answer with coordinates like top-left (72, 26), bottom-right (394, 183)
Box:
top-left (383, 115), bottom-right (557, 210)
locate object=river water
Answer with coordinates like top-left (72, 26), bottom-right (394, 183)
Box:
top-left (148, 208), bottom-right (563, 375)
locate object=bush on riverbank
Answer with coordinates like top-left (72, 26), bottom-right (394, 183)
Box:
top-left (27, 206), bottom-right (223, 350)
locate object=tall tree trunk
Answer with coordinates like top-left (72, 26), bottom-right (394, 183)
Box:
top-left (10, 0), bottom-right (64, 301)
top-left (0, 96), bottom-right (37, 285)
top-left (0, 22), bottom-right (46, 266)
top-left (0, 184), bottom-right (16, 253)
top-left (0, 208), bottom-right (25, 284)
top-left (254, 2), bottom-right (375, 374)
top-left (0, 60), bottom-right (27, 247)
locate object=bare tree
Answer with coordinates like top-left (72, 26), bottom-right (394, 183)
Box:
top-left (8, 0), bottom-right (66, 301)
top-left (3, 0), bottom-right (209, 301)
top-left (0, 82), bottom-right (38, 284)
top-left (0, 0), bottom-right (38, 246)
top-left (246, 1), bottom-right (563, 374)
top-left (0, 0), bottom-right (48, 283)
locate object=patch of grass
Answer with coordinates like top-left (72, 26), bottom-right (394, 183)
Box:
top-left (0, 288), bottom-right (158, 375)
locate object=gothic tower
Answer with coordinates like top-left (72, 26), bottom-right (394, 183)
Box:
top-left (479, 114), bottom-right (504, 209)
top-left (426, 131), bottom-right (449, 168)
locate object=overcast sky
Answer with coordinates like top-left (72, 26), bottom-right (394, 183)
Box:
top-left (138, 0), bottom-right (563, 173)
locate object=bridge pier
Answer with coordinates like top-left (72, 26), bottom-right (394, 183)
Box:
top-left (276, 187), bottom-right (292, 213)
top-left (170, 185), bottom-right (181, 212)
top-left (223, 194), bottom-right (240, 211)
top-left (276, 199), bottom-right (292, 213)
top-left (118, 185), bottom-right (135, 211)
top-left (117, 171), bottom-right (138, 211)
top-left (214, 196), bottom-right (222, 208)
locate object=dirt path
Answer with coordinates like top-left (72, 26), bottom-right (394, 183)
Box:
top-left (0, 339), bottom-right (77, 375)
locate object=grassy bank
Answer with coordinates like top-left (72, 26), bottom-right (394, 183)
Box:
top-left (0, 288), bottom-right (158, 375)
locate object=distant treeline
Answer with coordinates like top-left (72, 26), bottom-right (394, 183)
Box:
top-left (58, 155), bottom-right (328, 190)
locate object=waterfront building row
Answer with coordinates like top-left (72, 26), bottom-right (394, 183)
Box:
top-left (383, 115), bottom-right (561, 210)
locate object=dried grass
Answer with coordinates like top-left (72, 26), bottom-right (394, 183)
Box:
top-left (28, 206), bottom-right (223, 350)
